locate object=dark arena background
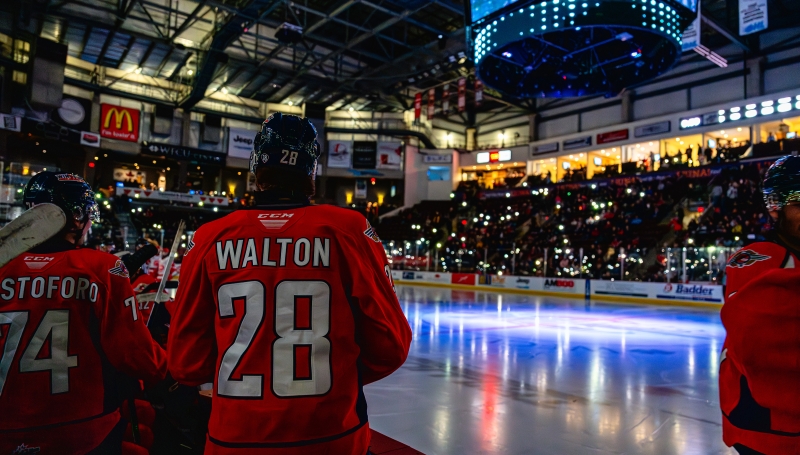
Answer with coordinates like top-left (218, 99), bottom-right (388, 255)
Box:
top-left (1, 0), bottom-right (800, 453)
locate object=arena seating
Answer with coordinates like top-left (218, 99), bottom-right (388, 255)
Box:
top-left (379, 160), bottom-right (776, 281)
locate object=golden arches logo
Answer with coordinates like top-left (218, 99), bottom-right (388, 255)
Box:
top-left (104, 107), bottom-right (133, 131)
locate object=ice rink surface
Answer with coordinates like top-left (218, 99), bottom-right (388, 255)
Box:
top-left (365, 285), bottom-right (735, 455)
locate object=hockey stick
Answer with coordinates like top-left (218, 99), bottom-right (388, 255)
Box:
top-left (146, 220), bottom-right (185, 327)
top-left (155, 220), bottom-right (184, 303)
top-left (0, 204), bottom-right (66, 269)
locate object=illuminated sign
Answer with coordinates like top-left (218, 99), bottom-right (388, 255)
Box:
top-left (100, 104), bottom-right (140, 142)
top-left (477, 149), bottom-right (512, 163)
top-left (141, 143), bottom-right (225, 164)
top-left (470, 0), bottom-right (524, 22)
top-left (532, 142), bottom-right (559, 155)
top-left (680, 95), bottom-right (799, 130)
top-left (635, 121), bottom-right (671, 137)
top-left (563, 136), bottom-right (592, 151)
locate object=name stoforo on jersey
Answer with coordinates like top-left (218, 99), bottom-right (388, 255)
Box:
top-left (0, 276), bottom-right (100, 301)
top-left (216, 237), bottom-right (330, 271)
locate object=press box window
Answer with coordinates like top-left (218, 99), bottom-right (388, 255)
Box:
top-left (427, 166), bottom-right (451, 181)
top-left (12, 70), bottom-right (26, 85)
top-left (13, 40), bottom-right (30, 64)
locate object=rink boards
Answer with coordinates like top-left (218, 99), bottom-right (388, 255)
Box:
top-left (390, 271), bottom-right (724, 306)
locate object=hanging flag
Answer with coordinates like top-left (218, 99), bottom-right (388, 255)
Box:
top-left (414, 93), bottom-right (422, 123)
top-left (442, 84), bottom-right (450, 116)
top-left (427, 88), bottom-right (435, 119)
top-left (475, 79), bottom-right (484, 107)
top-left (739, 0), bottom-right (768, 35)
top-left (457, 78), bottom-right (466, 113)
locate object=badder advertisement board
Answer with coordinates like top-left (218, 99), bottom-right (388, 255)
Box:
top-left (590, 280), bottom-right (723, 303)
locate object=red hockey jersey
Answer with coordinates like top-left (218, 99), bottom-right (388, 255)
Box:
top-left (720, 241), bottom-right (800, 453)
top-left (168, 205), bottom-right (412, 454)
top-left (0, 245), bottom-right (167, 454)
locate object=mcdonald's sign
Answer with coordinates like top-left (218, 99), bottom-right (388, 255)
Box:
top-left (100, 104), bottom-right (140, 142)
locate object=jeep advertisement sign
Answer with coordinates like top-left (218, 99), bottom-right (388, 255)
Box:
top-left (227, 127), bottom-right (257, 160)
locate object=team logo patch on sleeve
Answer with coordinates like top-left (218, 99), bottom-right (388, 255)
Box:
top-left (364, 221), bottom-right (381, 243)
top-left (727, 249), bottom-right (770, 268)
top-left (185, 238), bottom-right (196, 255)
top-left (109, 260), bottom-right (130, 278)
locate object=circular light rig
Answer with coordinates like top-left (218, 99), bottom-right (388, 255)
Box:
top-left (470, 0), bottom-right (695, 98)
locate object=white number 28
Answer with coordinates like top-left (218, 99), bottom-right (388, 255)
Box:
top-left (216, 280), bottom-right (331, 398)
top-left (280, 150), bottom-right (298, 165)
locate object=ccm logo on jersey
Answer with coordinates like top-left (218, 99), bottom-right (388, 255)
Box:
top-left (11, 443), bottom-right (41, 454)
top-left (259, 213), bottom-right (293, 229)
top-left (23, 256), bottom-right (54, 270)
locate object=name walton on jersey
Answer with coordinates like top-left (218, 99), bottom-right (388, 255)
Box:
top-left (216, 237), bottom-right (330, 270)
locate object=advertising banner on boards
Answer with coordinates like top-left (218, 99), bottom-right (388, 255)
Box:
top-left (590, 280), bottom-right (723, 302)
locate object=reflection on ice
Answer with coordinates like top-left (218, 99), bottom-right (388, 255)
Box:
top-left (366, 285), bottom-right (734, 455)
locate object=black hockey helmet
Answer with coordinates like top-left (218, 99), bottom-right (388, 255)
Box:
top-left (23, 172), bottom-right (99, 223)
top-left (250, 112), bottom-right (320, 178)
top-left (763, 155), bottom-right (800, 212)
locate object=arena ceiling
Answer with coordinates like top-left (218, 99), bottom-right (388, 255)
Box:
top-left (0, 0), bottom-right (798, 118)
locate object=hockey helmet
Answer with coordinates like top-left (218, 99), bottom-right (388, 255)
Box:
top-left (23, 172), bottom-right (99, 223)
top-left (250, 112), bottom-right (320, 178)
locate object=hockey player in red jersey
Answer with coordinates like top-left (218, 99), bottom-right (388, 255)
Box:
top-left (168, 113), bottom-right (412, 455)
top-left (720, 155), bottom-right (800, 454)
top-left (0, 172), bottom-right (167, 454)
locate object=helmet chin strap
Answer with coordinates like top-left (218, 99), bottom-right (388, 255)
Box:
top-left (62, 210), bottom-right (91, 244)
top-left (773, 210), bottom-right (800, 255)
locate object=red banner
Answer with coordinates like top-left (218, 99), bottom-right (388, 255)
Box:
top-left (414, 93), bottom-right (422, 121)
top-left (597, 128), bottom-right (629, 144)
top-left (475, 79), bottom-right (484, 106)
top-left (427, 88), bottom-right (435, 119)
top-left (442, 84), bottom-right (450, 115)
top-left (100, 104), bottom-right (140, 142)
top-left (457, 78), bottom-right (466, 113)
top-left (451, 273), bottom-right (476, 286)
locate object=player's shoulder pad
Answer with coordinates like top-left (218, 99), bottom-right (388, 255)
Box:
top-left (726, 242), bottom-right (793, 292)
top-left (311, 204), bottom-right (382, 244)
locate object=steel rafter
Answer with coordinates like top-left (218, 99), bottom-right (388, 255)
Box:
top-left (280, 3), bottom-right (430, 90)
